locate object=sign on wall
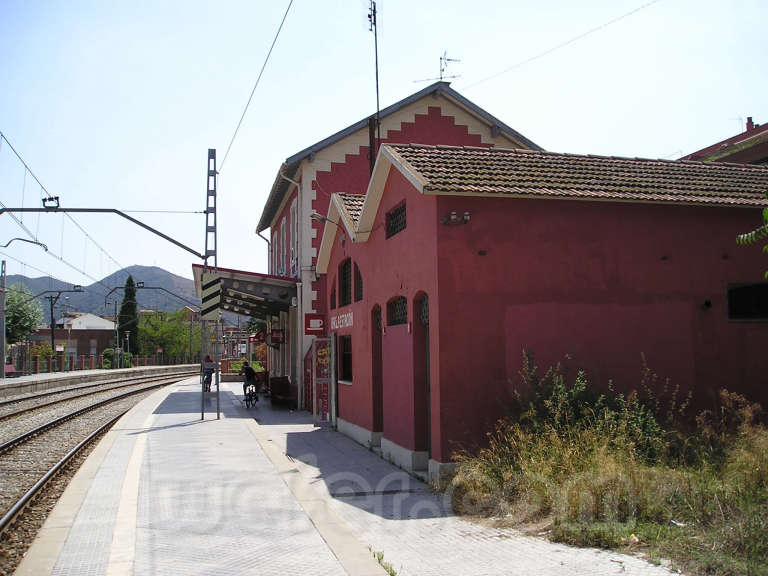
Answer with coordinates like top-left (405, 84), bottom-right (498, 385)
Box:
top-left (271, 329), bottom-right (285, 344)
top-left (305, 313), bottom-right (325, 335)
top-left (313, 338), bottom-right (332, 424)
top-left (330, 311), bottom-right (353, 330)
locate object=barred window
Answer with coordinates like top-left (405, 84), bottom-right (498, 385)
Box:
top-left (330, 278), bottom-right (336, 310)
top-left (728, 283), bottom-right (768, 321)
top-left (386, 202), bottom-right (406, 238)
top-left (338, 335), bottom-right (353, 381)
top-left (339, 258), bottom-right (352, 307)
top-left (418, 294), bottom-right (429, 326)
top-left (387, 296), bottom-right (408, 325)
top-left (354, 263), bottom-right (363, 302)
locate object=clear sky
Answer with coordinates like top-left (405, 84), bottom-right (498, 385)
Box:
top-left (1, 0), bottom-right (766, 296)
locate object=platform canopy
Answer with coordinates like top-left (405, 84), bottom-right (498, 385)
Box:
top-left (192, 264), bottom-right (297, 319)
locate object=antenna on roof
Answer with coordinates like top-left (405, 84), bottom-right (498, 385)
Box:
top-left (368, 1), bottom-right (381, 148)
top-left (414, 51), bottom-right (461, 83)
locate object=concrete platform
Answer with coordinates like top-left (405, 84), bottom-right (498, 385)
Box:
top-left (15, 378), bottom-right (677, 576)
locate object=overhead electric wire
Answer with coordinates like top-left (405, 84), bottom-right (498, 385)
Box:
top-left (219, 0), bottom-right (294, 173)
top-left (0, 129), bottom-right (124, 291)
top-left (122, 209), bottom-right (205, 214)
top-left (63, 212), bottom-right (125, 271)
top-left (461, 0), bottom-right (663, 91)
top-left (0, 250), bottom-right (84, 291)
top-left (0, 198), bottom-right (39, 242)
top-left (0, 130), bottom-right (56, 202)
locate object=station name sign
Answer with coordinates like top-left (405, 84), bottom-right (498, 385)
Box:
top-left (330, 311), bottom-right (353, 330)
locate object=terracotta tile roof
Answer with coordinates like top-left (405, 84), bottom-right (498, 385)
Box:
top-left (386, 144), bottom-right (768, 207)
top-left (337, 193), bottom-right (366, 224)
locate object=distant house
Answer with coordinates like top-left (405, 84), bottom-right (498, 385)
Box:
top-left (682, 117), bottom-right (768, 164)
top-left (180, 306), bottom-right (200, 323)
top-left (315, 144), bottom-right (768, 482)
top-left (56, 312), bottom-right (115, 331)
top-left (30, 312), bottom-right (116, 360)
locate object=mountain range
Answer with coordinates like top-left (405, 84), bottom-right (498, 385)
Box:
top-left (5, 265), bottom-right (199, 321)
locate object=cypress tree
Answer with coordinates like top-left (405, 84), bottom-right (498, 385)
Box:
top-left (118, 276), bottom-right (139, 355)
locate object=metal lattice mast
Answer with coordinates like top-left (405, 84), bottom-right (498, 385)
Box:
top-left (205, 149), bottom-right (217, 269)
top-left (202, 149), bottom-right (220, 419)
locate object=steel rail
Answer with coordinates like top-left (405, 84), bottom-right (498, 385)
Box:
top-left (0, 376), bottom-right (182, 455)
top-left (0, 369), bottom-right (196, 415)
top-left (0, 409), bottom-right (127, 535)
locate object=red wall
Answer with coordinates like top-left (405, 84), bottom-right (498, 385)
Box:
top-left (325, 167), bottom-right (440, 453)
top-left (310, 106), bottom-right (491, 314)
top-left (382, 324), bottom-right (415, 449)
top-left (435, 194), bottom-right (768, 460)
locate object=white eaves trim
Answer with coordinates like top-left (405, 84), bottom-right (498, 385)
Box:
top-left (316, 194), bottom-right (354, 275)
top-left (355, 145), bottom-right (428, 243)
top-left (315, 144), bottom-right (430, 275)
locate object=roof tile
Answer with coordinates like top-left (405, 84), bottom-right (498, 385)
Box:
top-left (387, 144), bottom-right (768, 207)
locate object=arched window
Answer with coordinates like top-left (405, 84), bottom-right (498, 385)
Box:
top-left (354, 263), bottom-right (363, 302)
top-left (339, 258), bottom-right (352, 307)
top-left (387, 296), bottom-right (408, 326)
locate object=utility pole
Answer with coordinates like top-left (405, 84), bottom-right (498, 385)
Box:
top-left (45, 294), bottom-right (58, 372)
top-left (114, 301), bottom-right (119, 368)
top-left (1, 261), bottom-right (6, 380)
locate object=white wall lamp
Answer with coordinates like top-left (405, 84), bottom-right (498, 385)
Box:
top-left (441, 211), bottom-right (471, 225)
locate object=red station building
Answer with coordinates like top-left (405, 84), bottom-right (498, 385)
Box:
top-left (251, 82), bottom-right (768, 483)
top-left (315, 144), bottom-right (768, 483)
top-left (255, 82), bottom-right (540, 417)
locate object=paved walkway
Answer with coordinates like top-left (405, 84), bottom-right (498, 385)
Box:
top-left (16, 378), bottom-right (676, 576)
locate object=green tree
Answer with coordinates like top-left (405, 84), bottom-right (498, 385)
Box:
top-left (118, 276), bottom-right (139, 355)
top-left (246, 317), bottom-right (267, 334)
top-left (5, 284), bottom-right (43, 345)
top-left (138, 309), bottom-right (200, 359)
top-left (737, 207), bottom-right (768, 278)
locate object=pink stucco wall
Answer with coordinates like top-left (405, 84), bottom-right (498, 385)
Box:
top-left (325, 167), bottom-right (440, 454)
top-left (434, 194), bottom-right (768, 460)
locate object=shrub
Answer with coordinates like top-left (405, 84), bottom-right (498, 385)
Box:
top-left (450, 351), bottom-right (768, 575)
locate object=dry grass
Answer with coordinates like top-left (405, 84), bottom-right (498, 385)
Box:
top-left (449, 354), bottom-right (768, 575)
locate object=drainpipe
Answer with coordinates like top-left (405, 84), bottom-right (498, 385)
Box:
top-left (256, 229), bottom-right (271, 273)
top-left (279, 168), bottom-right (305, 408)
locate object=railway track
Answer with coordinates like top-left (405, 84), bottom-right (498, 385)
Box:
top-left (0, 370), bottom-right (196, 445)
top-left (0, 371), bottom-right (195, 573)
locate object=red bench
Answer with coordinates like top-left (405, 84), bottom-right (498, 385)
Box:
top-left (4, 364), bottom-right (19, 378)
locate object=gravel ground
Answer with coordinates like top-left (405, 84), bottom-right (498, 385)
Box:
top-left (0, 387), bottom-right (160, 576)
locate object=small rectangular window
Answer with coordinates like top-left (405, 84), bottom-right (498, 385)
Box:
top-left (386, 202), bottom-right (406, 238)
top-left (728, 283), bottom-right (768, 321)
top-left (339, 335), bottom-right (353, 382)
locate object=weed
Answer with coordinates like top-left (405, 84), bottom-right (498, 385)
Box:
top-left (451, 351), bottom-right (768, 575)
top-left (368, 546), bottom-right (397, 576)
